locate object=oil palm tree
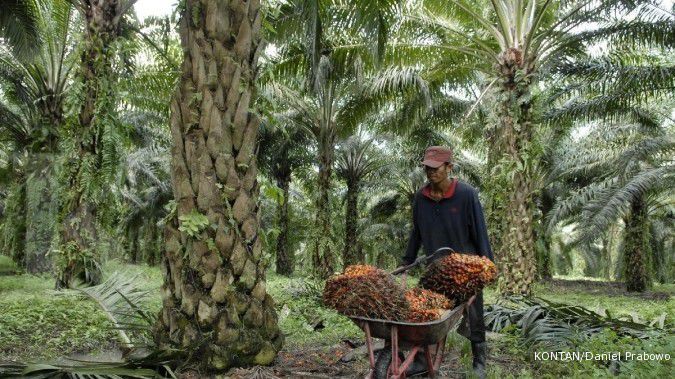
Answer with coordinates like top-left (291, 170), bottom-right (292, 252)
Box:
top-left (265, 0), bottom-right (407, 278)
top-left (115, 16), bottom-right (179, 266)
top-left (0, 0), bottom-right (75, 273)
top-left (258, 119), bottom-right (312, 276)
top-left (336, 135), bottom-right (383, 266)
top-left (397, 0), bottom-right (673, 295)
top-left (547, 117), bottom-right (674, 292)
top-left (267, 56), bottom-right (364, 278)
top-left (55, 0), bottom-right (137, 288)
top-left (154, 0), bottom-right (283, 371)
top-left (540, 1), bottom-right (674, 290)
top-left (118, 143), bottom-right (171, 265)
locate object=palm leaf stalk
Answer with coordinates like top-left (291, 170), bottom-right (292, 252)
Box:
top-left (77, 272), bottom-right (156, 352)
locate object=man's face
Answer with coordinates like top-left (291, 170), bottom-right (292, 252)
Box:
top-left (424, 163), bottom-right (451, 184)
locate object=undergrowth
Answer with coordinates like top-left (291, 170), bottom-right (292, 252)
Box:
top-left (267, 273), bottom-right (362, 348)
top-left (0, 276), bottom-right (116, 361)
top-left (0, 261), bottom-right (671, 379)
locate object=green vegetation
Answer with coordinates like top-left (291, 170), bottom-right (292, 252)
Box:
top-left (0, 275), bottom-right (116, 360)
top-left (1, 265), bottom-right (671, 378)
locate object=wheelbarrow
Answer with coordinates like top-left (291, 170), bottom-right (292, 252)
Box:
top-left (350, 248), bottom-right (475, 379)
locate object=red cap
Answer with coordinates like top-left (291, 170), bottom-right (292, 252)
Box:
top-left (421, 146), bottom-right (453, 168)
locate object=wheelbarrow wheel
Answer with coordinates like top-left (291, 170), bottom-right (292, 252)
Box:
top-left (373, 349), bottom-right (406, 379)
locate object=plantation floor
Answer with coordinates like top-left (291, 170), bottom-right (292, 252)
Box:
top-left (0, 258), bottom-right (672, 378)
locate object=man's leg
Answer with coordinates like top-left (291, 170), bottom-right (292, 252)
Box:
top-left (467, 291), bottom-right (487, 378)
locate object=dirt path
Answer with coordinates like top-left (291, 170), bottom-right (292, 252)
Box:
top-left (254, 334), bottom-right (526, 378)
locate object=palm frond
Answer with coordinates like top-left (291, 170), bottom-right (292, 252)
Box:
top-left (486, 296), bottom-right (663, 349)
top-left (575, 18), bottom-right (675, 50)
top-left (576, 165), bottom-right (675, 244)
top-left (0, 0), bottom-right (41, 59)
top-left (77, 272), bottom-right (156, 351)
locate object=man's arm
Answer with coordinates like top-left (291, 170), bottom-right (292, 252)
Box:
top-left (469, 189), bottom-right (494, 261)
top-left (402, 194), bottom-right (421, 266)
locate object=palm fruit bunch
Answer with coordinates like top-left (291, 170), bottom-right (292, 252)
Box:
top-left (420, 253), bottom-right (497, 303)
top-left (323, 264), bottom-right (410, 320)
top-left (404, 288), bottom-right (454, 322)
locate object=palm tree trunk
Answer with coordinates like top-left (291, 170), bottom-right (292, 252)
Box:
top-left (145, 218), bottom-right (158, 266)
top-left (343, 179), bottom-right (359, 266)
top-left (534, 189), bottom-right (554, 280)
top-left (275, 169), bottom-right (293, 276)
top-left (312, 138), bottom-right (335, 278)
top-left (24, 157), bottom-right (56, 273)
top-left (155, 0), bottom-right (282, 371)
top-left (1, 179), bottom-right (26, 268)
top-left (487, 48), bottom-right (538, 296)
top-left (56, 0), bottom-right (122, 288)
top-left (624, 196), bottom-right (651, 292)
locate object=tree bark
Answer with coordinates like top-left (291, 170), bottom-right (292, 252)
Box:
top-left (486, 48), bottom-right (538, 296)
top-left (342, 179), bottom-right (359, 266)
top-left (275, 169), bottom-right (293, 276)
top-left (154, 0), bottom-right (282, 371)
top-left (624, 196), bottom-right (650, 292)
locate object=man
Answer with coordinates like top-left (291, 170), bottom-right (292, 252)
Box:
top-left (402, 145), bottom-right (493, 378)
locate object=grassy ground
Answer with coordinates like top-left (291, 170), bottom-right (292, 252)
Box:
top-left (0, 257), bottom-right (117, 360)
top-left (0, 260), bottom-right (672, 378)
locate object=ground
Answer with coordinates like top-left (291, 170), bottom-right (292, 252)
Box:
top-left (0, 256), bottom-right (672, 378)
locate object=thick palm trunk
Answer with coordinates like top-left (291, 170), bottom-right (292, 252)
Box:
top-left (275, 170), bottom-right (293, 276)
top-left (343, 179), bottom-right (360, 266)
top-left (56, 0), bottom-right (122, 288)
top-left (155, 0), bottom-right (282, 371)
top-left (312, 140), bottom-right (335, 278)
top-left (487, 48), bottom-right (538, 296)
top-left (624, 197), bottom-right (650, 292)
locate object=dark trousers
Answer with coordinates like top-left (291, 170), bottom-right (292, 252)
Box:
top-left (459, 290), bottom-right (486, 343)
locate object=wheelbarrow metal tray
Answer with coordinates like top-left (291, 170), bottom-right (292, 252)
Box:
top-left (349, 303), bottom-right (467, 346)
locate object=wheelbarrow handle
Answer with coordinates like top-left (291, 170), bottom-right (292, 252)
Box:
top-left (390, 247), bottom-right (456, 275)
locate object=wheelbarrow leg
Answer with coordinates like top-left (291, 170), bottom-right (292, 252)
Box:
top-left (363, 322), bottom-right (376, 370)
top-left (432, 335), bottom-right (447, 373)
top-left (390, 325), bottom-right (401, 378)
top-left (425, 346), bottom-right (435, 378)
top-left (398, 346), bottom-right (420, 377)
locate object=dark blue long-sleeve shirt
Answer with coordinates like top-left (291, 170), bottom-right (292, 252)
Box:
top-left (402, 179), bottom-right (494, 265)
